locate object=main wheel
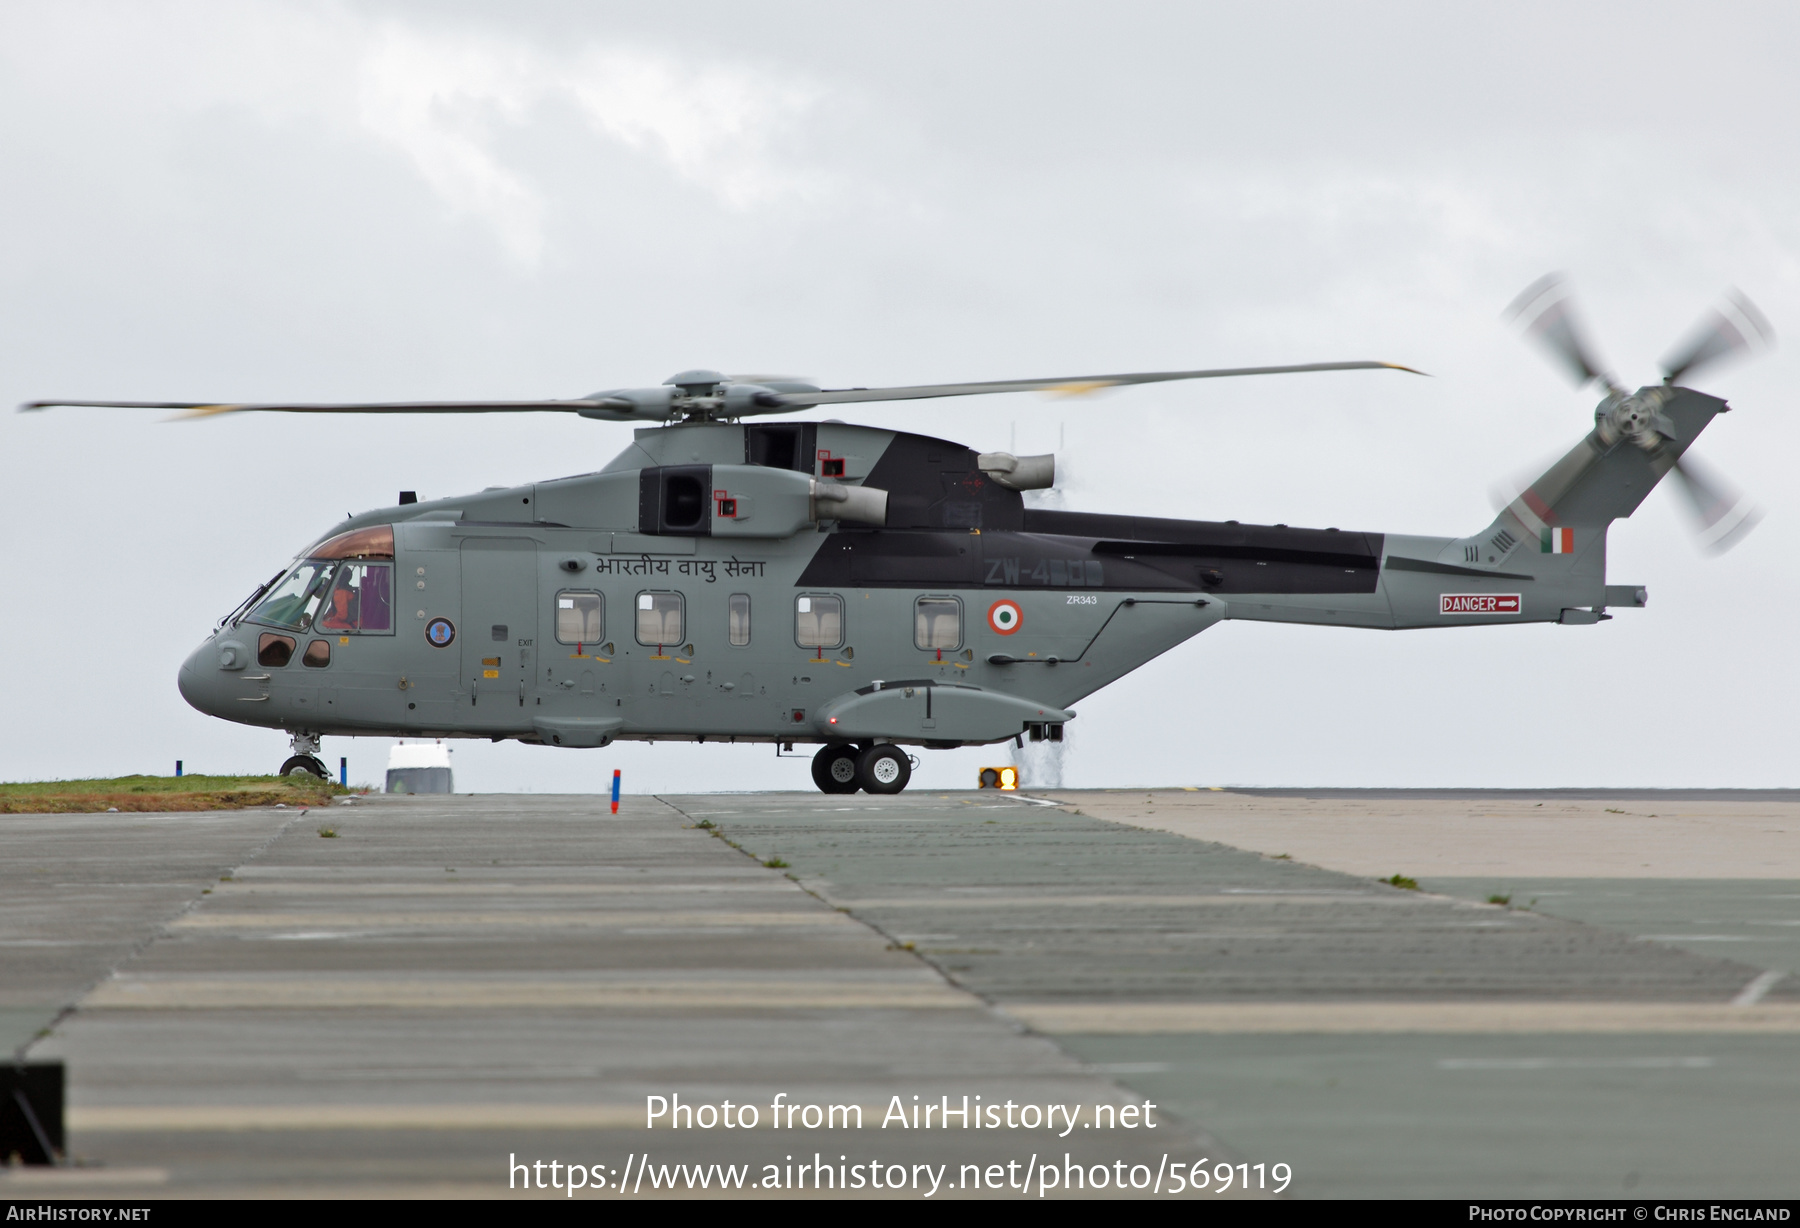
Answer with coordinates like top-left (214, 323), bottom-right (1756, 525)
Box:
top-left (855, 744), bottom-right (911, 795)
top-left (811, 744), bottom-right (860, 794)
top-left (280, 754), bottom-right (329, 779)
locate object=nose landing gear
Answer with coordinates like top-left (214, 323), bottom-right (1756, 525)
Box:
top-left (280, 731), bottom-right (329, 780)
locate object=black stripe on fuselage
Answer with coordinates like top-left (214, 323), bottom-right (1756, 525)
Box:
top-left (797, 510), bottom-right (1384, 596)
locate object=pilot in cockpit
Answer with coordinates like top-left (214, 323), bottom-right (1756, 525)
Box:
top-left (319, 571), bottom-right (361, 631)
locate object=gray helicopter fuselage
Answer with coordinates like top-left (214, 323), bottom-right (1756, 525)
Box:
top-left (178, 394), bottom-right (1711, 752)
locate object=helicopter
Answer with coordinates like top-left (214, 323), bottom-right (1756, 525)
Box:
top-left (23, 276), bottom-right (1771, 795)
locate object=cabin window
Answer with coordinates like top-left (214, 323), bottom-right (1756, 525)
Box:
top-left (795, 594), bottom-right (844, 650)
top-left (318, 563), bottom-right (392, 633)
top-left (257, 633), bottom-right (296, 668)
top-left (302, 640), bottom-right (331, 668)
top-left (728, 593), bottom-right (751, 646)
top-left (556, 591), bottom-right (604, 645)
top-left (914, 596), bottom-right (962, 650)
top-left (636, 591), bottom-right (684, 647)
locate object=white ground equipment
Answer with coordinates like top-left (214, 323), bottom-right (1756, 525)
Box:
top-left (385, 742), bottom-right (453, 795)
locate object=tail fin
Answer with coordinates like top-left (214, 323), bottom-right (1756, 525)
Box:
top-left (1446, 386), bottom-right (1729, 572)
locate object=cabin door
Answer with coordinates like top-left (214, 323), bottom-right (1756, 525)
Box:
top-left (460, 538), bottom-right (538, 719)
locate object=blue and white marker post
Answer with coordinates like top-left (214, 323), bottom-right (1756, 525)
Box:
top-left (339, 757), bottom-right (347, 787)
top-left (611, 769), bottom-right (621, 815)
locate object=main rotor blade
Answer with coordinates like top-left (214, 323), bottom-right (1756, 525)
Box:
top-left (1661, 288), bottom-right (1776, 386)
top-left (1503, 273), bottom-right (1622, 395)
top-left (760, 361), bottom-right (1425, 408)
top-left (1669, 453), bottom-right (1761, 554)
top-left (17, 399), bottom-right (605, 417)
top-left (22, 359), bottom-right (1424, 419)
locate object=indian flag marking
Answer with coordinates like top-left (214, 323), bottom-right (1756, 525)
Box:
top-left (1541, 527), bottom-right (1574, 554)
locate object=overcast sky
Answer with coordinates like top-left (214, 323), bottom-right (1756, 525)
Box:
top-left (3, 1), bottom-right (1796, 793)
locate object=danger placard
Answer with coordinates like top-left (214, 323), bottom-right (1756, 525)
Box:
top-left (1440, 593), bottom-right (1521, 615)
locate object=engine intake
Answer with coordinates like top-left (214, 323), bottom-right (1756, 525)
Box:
top-left (976, 451), bottom-right (1056, 491)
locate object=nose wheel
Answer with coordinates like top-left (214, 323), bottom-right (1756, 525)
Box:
top-left (279, 755), bottom-right (330, 779)
top-left (281, 731), bottom-right (328, 780)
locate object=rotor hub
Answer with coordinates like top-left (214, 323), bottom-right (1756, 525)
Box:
top-left (663, 369), bottom-right (728, 397)
top-left (1595, 388), bottom-right (1674, 451)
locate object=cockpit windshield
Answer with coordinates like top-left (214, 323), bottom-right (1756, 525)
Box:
top-left (248, 559), bottom-right (396, 633)
top-left (248, 562), bottom-right (336, 631)
top-left (243, 526), bottom-right (396, 634)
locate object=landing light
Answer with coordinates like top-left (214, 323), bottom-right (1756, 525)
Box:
top-left (978, 766), bottom-right (1018, 791)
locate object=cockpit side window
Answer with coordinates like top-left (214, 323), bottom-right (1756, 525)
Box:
top-left (319, 563), bottom-right (393, 633)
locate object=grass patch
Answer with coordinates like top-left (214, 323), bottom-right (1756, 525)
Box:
top-left (762, 856), bottom-right (790, 869)
top-left (693, 819), bottom-right (715, 829)
top-left (1382, 874), bottom-right (1420, 890)
top-left (317, 827), bottom-right (338, 839)
top-left (1487, 893), bottom-right (1512, 906)
top-left (0, 774), bottom-right (347, 814)
top-left (1269, 852), bottom-right (1292, 860)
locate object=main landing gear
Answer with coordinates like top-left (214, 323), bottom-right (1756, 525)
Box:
top-left (280, 731), bottom-right (329, 780)
top-left (810, 742), bottom-right (912, 795)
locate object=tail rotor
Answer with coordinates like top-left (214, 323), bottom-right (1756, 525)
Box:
top-left (1660, 288), bottom-right (1776, 387)
top-left (1668, 452), bottom-right (1763, 555)
top-left (1505, 274), bottom-right (1772, 554)
top-left (1504, 273), bottom-right (1624, 397)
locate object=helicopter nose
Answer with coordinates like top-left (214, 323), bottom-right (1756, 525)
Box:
top-left (178, 637), bottom-right (241, 717)
top-left (177, 644), bottom-right (212, 715)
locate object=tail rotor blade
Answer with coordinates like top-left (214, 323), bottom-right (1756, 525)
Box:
top-left (1670, 453), bottom-right (1762, 554)
top-left (1661, 288), bottom-right (1776, 385)
top-left (1504, 273), bottom-right (1622, 395)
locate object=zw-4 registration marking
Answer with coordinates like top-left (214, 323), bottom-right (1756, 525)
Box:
top-left (1066, 594), bottom-right (1098, 605)
top-left (1440, 593), bottom-right (1521, 615)
top-left (984, 557), bottom-right (1105, 587)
